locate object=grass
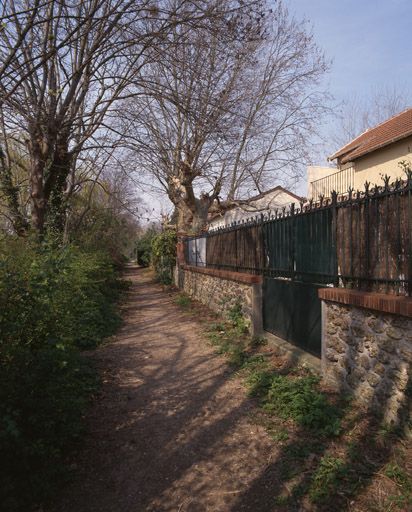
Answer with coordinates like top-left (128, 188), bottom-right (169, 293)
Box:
top-left (174, 293), bottom-right (192, 308)
top-left (173, 290), bottom-right (412, 511)
top-left (202, 304), bottom-right (344, 437)
top-left (263, 374), bottom-right (342, 437)
top-left (308, 455), bottom-right (347, 503)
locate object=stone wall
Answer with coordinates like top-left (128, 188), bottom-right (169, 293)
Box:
top-left (320, 289), bottom-right (412, 423)
top-left (176, 265), bottom-right (263, 336)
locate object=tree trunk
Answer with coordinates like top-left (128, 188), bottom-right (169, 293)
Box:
top-left (44, 139), bottom-right (71, 235)
top-left (30, 156), bottom-right (46, 234)
top-left (191, 196), bottom-right (211, 233)
top-left (176, 201), bottom-right (194, 233)
top-left (175, 195), bottom-right (211, 234)
top-left (0, 148), bottom-right (29, 235)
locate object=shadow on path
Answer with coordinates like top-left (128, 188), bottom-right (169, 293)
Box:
top-left (49, 267), bottom-right (277, 512)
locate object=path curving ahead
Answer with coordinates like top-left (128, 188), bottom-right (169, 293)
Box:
top-left (50, 266), bottom-right (281, 512)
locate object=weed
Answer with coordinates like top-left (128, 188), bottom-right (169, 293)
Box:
top-left (273, 495), bottom-right (290, 506)
top-left (227, 345), bottom-right (248, 368)
top-left (247, 364), bottom-right (340, 435)
top-left (346, 440), bottom-right (363, 463)
top-left (263, 374), bottom-right (342, 436)
top-left (227, 301), bottom-right (249, 334)
top-left (175, 293), bottom-right (191, 308)
top-left (207, 333), bottom-right (222, 346)
top-left (249, 336), bottom-right (267, 348)
top-left (285, 440), bottom-right (323, 460)
top-left (215, 340), bottom-right (232, 354)
top-left (308, 455), bottom-right (346, 503)
top-left (269, 428), bottom-right (289, 442)
top-left (246, 370), bottom-right (277, 397)
top-left (385, 463), bottom-right (411, 488)
top-left (378, 422), bottom-right (402, 441)
top-left (205, 311), bottom-right (250, 369)
top-left (241, 354), bottom-right (268, 372)
top-left (207, 322), bottom-right (226, 332)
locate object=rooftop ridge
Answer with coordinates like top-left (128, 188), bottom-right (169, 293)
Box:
top-left (329, 107), bottom-right (412, 163)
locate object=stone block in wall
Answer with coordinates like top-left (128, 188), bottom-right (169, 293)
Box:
top-left (320, 289), bottom-right (412, 425)
top-left (179, 265), bottom-right (263, 337)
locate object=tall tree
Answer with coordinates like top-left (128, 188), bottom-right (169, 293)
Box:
top-left (123, 1), bottom-right (329, 232)
top-left (0, 0), bottom-right (223, 235)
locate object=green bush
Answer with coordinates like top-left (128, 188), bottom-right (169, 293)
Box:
top-left (0, 346), bottom-right (98, 511)
top-left (151, 229), bottom-right (177, 284)
top-left (0, 238), bottom-right (124, 350)
top-left (0, 237), bottom-right (126, 510)
top-left (135, 227), bottom-right (157, 267)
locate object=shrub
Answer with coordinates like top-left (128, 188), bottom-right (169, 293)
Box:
top-left (0, 346), bottom-right (98, 511)
top-left (0, 238), bottom-right (124, 350)
top-left (0, 237), bottom-right (126, 510)
top-left (151, 229), bottom-right (177, 284)
top-left (135, 227), bottom-right (157, 267)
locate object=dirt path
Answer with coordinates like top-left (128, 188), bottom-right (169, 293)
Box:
top-left (50, 266), bottom-right (282, 512)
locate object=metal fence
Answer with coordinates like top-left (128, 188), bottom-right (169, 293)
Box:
top-left (184, 173), bottom-right (412, 295)
top-left (310, 166), bottom-right (355, 199)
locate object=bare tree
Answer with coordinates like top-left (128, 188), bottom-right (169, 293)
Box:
top-left (330, 85), bottom-right (411, 151)
top-left (123, 1), bottom-right (329, 232)
top-left (0, 0), bottom-right (228, 235)
top-left (65, 164), bottom-right (143, 261)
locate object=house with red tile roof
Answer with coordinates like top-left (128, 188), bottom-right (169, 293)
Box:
top-left (309, 108), bottom-right (412, 198)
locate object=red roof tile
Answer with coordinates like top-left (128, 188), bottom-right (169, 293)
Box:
top-left (329, 108), bottom-right (412, 164)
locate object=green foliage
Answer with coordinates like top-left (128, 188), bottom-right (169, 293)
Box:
top-left (308, 455), bottom-right (346, 503)
top-left (0, 237), bottom-right (126, 511)
top-left (208, 322), bottom-right (226, 332)
top-left (0, 238), bottom-right (124, 350)
top-left (385, 463), bottom-right (410, 487)
top-left (67, 188), bottom-right (139, 267)
top-left (263, 374), bottom-right (342, 436)
top-left (206, 318), bottom-right (341, 437)
top-left (247, 369), bottom-right (277, 397)
top-left (250, 336), bottom-right (267, 348)
top-left (269, 428), bottom-right (289, 442)
top-left (135, 227), bottom-right (157, 267)
top-left (151, 229), bottom-right (177, 284)
top-left (205, 318), bottom-right (248, 368)
top-left (0, 347), bottom-right (98, 511)
top-left (227, 301), bottom-right (249, 334)
top-left (175, 293), bottom-right (191, 308)
top-left (241, 354), bottom-right (268, 372)
top-left (385, 462), bottom-right (412, 508)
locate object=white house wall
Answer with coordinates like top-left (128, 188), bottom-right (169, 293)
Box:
top-left (209, 189), bottom-right (298, 230)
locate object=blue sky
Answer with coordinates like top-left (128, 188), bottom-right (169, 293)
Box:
top-left (285, 0), bottom-right (412, 194)
top-left (287, 0), bottom-right (412, 108)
